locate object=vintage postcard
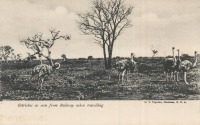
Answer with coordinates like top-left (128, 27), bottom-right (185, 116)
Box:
top-left (0, 0), bottom-right (200, 125)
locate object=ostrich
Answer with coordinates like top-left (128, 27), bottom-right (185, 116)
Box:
top-left (164, 47), bottom-right (176, 82)
top-left (128, 53), bottom-right (138, 73)
top-left (115, 53), bottom-right (138, 83)
top-left (179, 51), bottom-right (198, 84)
top-left (32, 62), bottom-right (60, 90)
top-left (174, 49), bottom-right (181, 82)
top-left (115, 60), bottom-right (129, 83)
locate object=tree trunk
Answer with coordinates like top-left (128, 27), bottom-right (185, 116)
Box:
top-left (107, 49), bottom-right (113, 69)
top-left (47, 57), bottom-right (54, 66)
top-left (47, 49), bottom-right (54, 66)
top-left (107, 42), bottom-right (114, 69)
top-left (4, 57), bottom-right (8, 63)
top-left (103, 43), bottom-right (108, 69)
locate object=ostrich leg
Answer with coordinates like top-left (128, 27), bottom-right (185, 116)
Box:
top-left (173, 72), bottom-right (175, 81)
top-left (171, 71), bottom-right (175, 81)
top-left (166, 72), bottom-right (169, 82)
top-left (176, 72), bottom-right (180, 82)
top-left (183, 72), bottom-right (189, 84)
top-left (37, 77), bottom-right (44, 91)
top-left (121, 69), bottom-right (126, 83)
top-left (125, 70), bottom-right (129, 82)
top-left (118, 72), bottom-right (121, 83)
top-left (170, 72), bottom-right (173, 81)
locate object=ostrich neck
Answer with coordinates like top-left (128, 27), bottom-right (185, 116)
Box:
top-left (193, 54), bottom-right (197, 67)
top-left (178, 51), bottom-right (180, 60)
top-left (131, 55), bottom-right (134, 62)
top-left (172, 50), bottom-right (176, 62)
top-left (178, 52), bottom-right (179, 58)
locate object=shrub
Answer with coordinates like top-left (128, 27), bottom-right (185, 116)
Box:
top-left (88, 56), bottom-right (93, 60)
top-left (113, 56), bottom-right (120, 59)
top-left (181, 54), bottom-right (190, 58)
top-left (166, 55), bottom-right (173, 58)
top-left (78, 58), bottom-right (86, 60)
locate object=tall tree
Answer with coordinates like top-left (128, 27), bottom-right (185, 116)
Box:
top-left (0, 45), bottom-right (14, 63)
top-left (78, 0), bottom-right (133, 69)
top-left (20, 28), bottom-right (70, 65)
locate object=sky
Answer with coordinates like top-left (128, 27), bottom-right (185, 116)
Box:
top-left (0, 0), bottom-right (200, 59)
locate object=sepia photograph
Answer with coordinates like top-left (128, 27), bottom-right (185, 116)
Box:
top-left (0, 0), bottom-right (200, 101)
top-left (1, 0), bottom-right (200, 125)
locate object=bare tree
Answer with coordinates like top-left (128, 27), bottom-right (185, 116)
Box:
top-left (20, 28), bottom-right (70, 66)
top-left (78, 0), bottom-right (133, 69)
top-left (61, 54), bottom-right (67, 62)
top-left (152, 49), bottom-right (158, 57)
top-left (151, 46), bottom-right (158, 58)
top-left (0, 45), bottom-right (14, 63)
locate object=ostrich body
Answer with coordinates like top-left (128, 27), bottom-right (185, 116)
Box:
top-left (179, 51), bottom-right (198, 84)
top-left (115, 59), bottom-right (129, 83)
top-left (32, 62), bottom-right (60, 90)
top-left (115, 53), bottom-right (138, 83)
top-left (164, 47), bottom-right (176, 81)
top-left (129, 53), bottom-right (137, 73)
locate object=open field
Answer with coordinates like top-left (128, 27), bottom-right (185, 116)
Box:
top-left (1, 57), bottom-right (200, 100)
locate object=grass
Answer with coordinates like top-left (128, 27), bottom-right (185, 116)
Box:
top-left (0, 57), bottom-right (200, 100)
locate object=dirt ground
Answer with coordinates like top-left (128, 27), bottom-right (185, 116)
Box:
top-left (1, 57), bottom-right (200, 100)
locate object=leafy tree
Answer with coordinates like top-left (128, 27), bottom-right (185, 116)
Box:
top-left (0, 45), bottom-right (14, 63)
top-left (78, 0), bottom-right (133, 69)
top-left (61, 54), bottom-right (67, 62)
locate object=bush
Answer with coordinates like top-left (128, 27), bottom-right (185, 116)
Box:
top-left (181, 54), bottom-right (193, 61)
top-left (181, 54), bottom-right (190, 58)
top-left (113, 56), bottom-right (120, 59)
top-left (88, 56), bottom-right (93, 60)
top-left (78, 58), bottom-right (86, 60)
top-left (166, 55), bottom-right (173, 58)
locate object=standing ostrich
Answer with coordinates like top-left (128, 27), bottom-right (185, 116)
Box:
top-left (129, 53), bottom-right (138, 73)
top-left (115, 59), bottom-right (129, 83)
top-left (179, 51), bottom-right (198, 84)
top-left (174, 49), bottom-right (181, 81)
top-left (164, 47), bottom-right (176, 81)
top-left (32, 62), bottom-right (60, 90)
top-left (115, 53), bottom-right (138, 83)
